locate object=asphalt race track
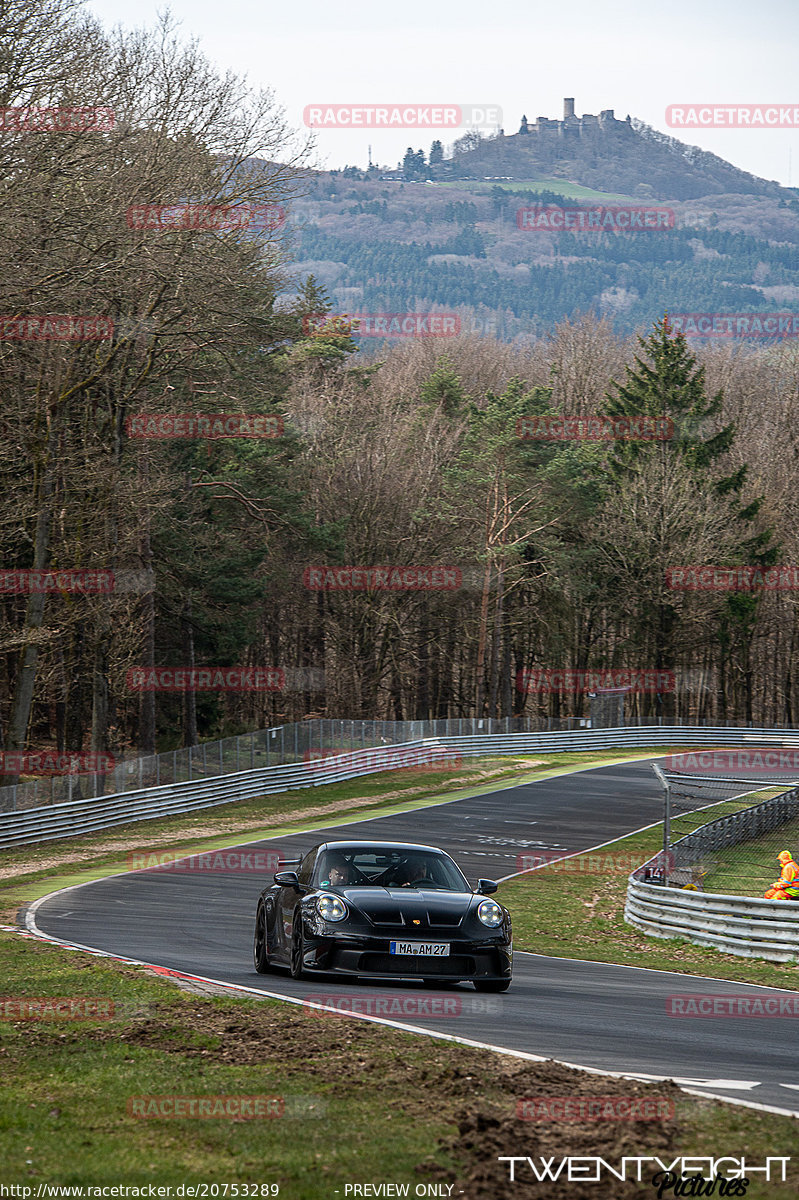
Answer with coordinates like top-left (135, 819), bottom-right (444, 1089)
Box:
top-left (28, 759), bottom-right (799, 1117)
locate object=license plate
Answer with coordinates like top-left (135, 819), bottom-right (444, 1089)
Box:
top-left (389, 941), bottom-right (449, 957)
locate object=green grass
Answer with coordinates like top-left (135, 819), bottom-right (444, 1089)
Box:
top-left (437, 178), bottom-right (639, 201)
top-left (3, 749), bottom-right (799, 1194)
top-left (2, 933), bottom-right (799, 1196)
top-left (0, 935), bottom-right (457, 1188)
top-left (500, 808), bottom-right (799, 989)
top-left (702, 816), bottom-right (799, 897)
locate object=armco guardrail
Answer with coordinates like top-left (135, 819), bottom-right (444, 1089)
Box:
top-left (625, 784), bottom-right (799, 962)
top-left (0, 741), bottom-right (451, 848)
top-left (6, 715), bottom-right (799, 815)
top-left (0, 715), bottom-right (556, 814)
top-left (625, 879), bottom-right (799, 962)
top-left (6, 724), bottom-right (799, 849)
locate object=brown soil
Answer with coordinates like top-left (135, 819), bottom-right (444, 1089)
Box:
top-left (25, 978), bottom-right (688, 1200)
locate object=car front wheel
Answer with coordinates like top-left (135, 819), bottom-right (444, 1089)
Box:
top-left (253, 903), bottom-right (270, 974)
top-left (290, 913), bottom-right (307, 980)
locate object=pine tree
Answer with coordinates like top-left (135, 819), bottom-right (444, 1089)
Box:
top-left (597, 316), bottom-right (776, 719)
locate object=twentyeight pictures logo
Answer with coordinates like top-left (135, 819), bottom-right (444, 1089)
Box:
top-left (497, 1156), bottom-right (789, 1183)
top-left (304, 313), bottom-right (459, 338)
top-left (303, 104), bottom-right (501, 129)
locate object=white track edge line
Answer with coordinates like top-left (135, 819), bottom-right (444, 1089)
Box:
top-left (21, 899), bottom-right (798, 1122)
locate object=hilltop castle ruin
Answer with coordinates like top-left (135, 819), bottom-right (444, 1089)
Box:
top-left (518, 98), bottom-right (631, 137)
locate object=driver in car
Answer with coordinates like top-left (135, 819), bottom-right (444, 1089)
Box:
top-left (320, 857), bottom-right (350, 888)
top-left (401, 859), bottom-right (435, 886)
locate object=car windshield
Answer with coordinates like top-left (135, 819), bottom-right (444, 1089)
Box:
top-left (313, 847), bottom-right (468, 891)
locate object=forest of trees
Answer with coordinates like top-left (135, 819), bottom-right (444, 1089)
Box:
top-left (295, 207), bottom-right (799, 339)
top-left (5, 0), bottom-right (799, 783)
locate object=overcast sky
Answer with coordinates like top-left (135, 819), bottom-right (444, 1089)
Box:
top-left (86, 0), bottom-right (799, 186)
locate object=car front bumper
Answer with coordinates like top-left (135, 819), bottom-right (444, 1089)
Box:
top-left (300, 930), bottom-right (512, 980)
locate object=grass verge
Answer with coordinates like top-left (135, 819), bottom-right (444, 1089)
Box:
top-left (1, 932), bottom-right (797, 1197)
top-left (501, 802), bottom-right (799, 989)
top-left (3, 749), bottom-right (799, 1194)
top-left (702, 816), bottom-right (799, 897)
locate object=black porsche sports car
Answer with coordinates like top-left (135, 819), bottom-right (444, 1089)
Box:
top-left (253, 840), bottom-right (512, 991)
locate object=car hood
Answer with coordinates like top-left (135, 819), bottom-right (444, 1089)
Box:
top-left (332, 886), bottom-right (485, 926)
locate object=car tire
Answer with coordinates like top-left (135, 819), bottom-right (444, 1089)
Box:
top-left (473, 979), bottom-right (511, 993)
top-left (290, 912), bottom-right (306, 980)
top-left (253, 903), bottom-right (270, 974)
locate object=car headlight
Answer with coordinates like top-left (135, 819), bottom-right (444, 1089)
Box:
top-left (477, 899), bottom-right (503, 927)
top-left (317, 894), bottom-right (347, 922)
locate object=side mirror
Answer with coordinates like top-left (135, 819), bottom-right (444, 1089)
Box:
top-left (274, 870), bottom-right (300, 889)
top-left (477, 879), bottom-right (498, 895)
